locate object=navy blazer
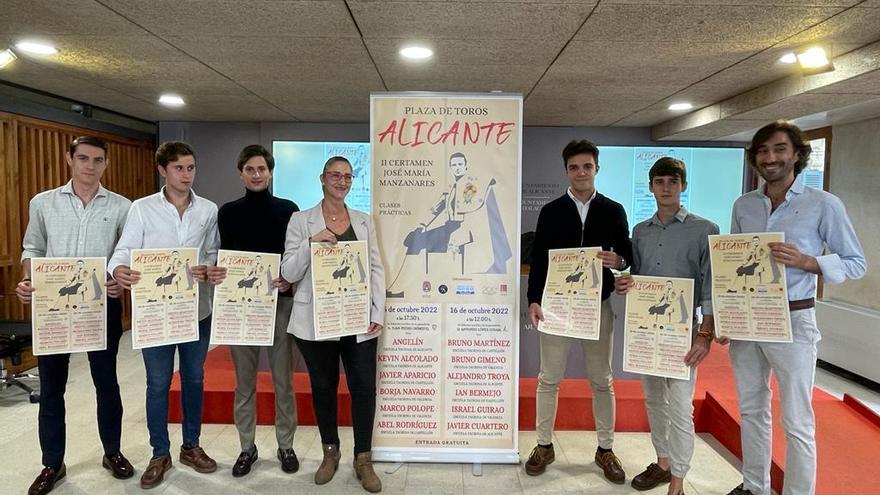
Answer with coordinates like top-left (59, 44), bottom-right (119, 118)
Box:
top-left (527, 192), bottom-right (632, 304)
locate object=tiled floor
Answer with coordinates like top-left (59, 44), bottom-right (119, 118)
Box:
top-left (4, 331), bottom-right (876, 494)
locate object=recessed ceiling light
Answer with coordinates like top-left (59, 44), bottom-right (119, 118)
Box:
top-left (0, 49), bottom-right (16, 69)
top-left (15, 41), bottom-right (57, 55)
top-left (779, 52), bottom-right (797, 64)
top-left (797, 46), bottom-right (830, 69)
top-left (400, 46), bottom-right (433, 60)
top-left (158, 94), bottom-right (185, 107)
top-left (668, 102), bottom-right (693, 111)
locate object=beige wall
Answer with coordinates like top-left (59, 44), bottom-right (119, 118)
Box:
top-left (824, 117), bottom-right (880, 310)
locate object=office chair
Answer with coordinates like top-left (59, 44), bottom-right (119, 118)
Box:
top-left (0, 320), bottom-right (40, 403)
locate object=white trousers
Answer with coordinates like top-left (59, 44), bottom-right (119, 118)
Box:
top-left (641, 368), bottom-right (698, 478)
top-left (729, 308), bottom-right (820, 495)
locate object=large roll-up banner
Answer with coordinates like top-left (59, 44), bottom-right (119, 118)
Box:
top-left (371, 93), bottom-right (522, 463)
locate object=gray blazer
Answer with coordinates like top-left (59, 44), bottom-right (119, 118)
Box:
top-left (280, 203), bottom-right (386, 342)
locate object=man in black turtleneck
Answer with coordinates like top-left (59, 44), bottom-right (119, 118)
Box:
top-left (210, 144), bottom-right (300, 477)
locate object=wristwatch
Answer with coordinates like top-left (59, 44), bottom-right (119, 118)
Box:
top-left (617, 256), bottom-right (626, 269)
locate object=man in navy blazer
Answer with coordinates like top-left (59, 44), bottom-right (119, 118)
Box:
top-left (525, 139), bottom-right (633, 485)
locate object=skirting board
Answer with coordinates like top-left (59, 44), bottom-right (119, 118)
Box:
top-left (816, 299), bottom-right (880, 383)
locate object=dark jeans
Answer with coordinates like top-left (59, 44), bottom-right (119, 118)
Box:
top-left (38, 297), bottom-right (124, 469)
top-left (141, 316), bottom-right (211, 457)
top-left (294, 335), bottom-right (377, 454)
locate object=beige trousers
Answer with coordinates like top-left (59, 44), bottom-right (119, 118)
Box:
top-left (536, 299), bottom-right (615, 448)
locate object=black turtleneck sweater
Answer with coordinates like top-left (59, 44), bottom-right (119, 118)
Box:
top-left (218, 188), bottom-right (299, 297)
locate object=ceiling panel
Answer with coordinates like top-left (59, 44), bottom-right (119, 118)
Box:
top-left (348, 1), bottom-right (597, 41)
top-left (99, 0), bottom-right (357, 38)
top-left (0, 0), bottom-right (141, 36)
top-left (576, 4), bottom-right (843, 43)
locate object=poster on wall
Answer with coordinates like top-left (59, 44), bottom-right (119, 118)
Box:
top-left (30, 257), bottom-right (108, 355)
top-left (710, 233), bottom-right (792, 342)
top-left (371, 92), bottom-right (522, 464)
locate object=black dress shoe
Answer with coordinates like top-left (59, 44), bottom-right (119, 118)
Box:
top-left (102, 452), bottom-right (135, 479)
top-left (28, 464), bottom-right (66, 495)
top-left (232, 448), bottom-right (258, 477)
top-left (277, 448), bottom-right (300, 473)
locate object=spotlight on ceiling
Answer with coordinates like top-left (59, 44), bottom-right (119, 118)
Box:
top-left (15, 41), bottom-right (57, 55)
top-left (797, 46), bottom-right (833, 73)
top-left (400, 46), bottom-right (433, 61)
top-left (668, 102), bottom-right (693, 111)
top-left (779, 52), bottom-right (797, 64)
top-left (0, 49), bottom-right (17, 69)
top-left (158, 94), bottom-right (185, 107)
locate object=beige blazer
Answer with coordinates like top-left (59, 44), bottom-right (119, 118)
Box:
top-left (280, 203), bottom-right (386, 342)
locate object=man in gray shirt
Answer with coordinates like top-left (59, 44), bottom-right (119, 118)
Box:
top-left (616, 157), bottom-right (718, 495)
top-left (15, 136), bottom-right (134, 495)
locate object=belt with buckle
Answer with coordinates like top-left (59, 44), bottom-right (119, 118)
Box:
top-left (788, 298), bottom-right (815, 311)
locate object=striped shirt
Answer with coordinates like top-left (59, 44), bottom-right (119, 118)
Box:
top-left (22, 181), bottom-right (131, 263)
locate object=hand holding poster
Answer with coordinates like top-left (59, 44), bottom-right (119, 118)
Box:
top-left (311, 240), bottom-right (371, 339)
top-left (710, 233), bottom-right (792, 342)
top-left (31, 257), bottom-right (107, 355)
top-left (622, 275), bottom-right (694, 380)
top-left (538, 247), bottom-right (603, 340)
top-left (210, 250), bottom-right (280, 346)
top-left (130, 248), bottom-right (200, 349)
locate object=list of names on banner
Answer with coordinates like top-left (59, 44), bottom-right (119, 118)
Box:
top-left (376, 303), bottom-right (443, 439)
top-left (444, 304), bottom-right (513, 442)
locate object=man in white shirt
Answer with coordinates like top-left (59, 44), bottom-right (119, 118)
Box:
top-left (108, 141), bottom-right (220, 489)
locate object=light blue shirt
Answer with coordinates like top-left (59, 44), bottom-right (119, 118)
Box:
top-left (730, 179), bottom-right (866, 300)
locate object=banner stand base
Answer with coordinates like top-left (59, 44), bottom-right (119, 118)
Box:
top-left (383, 462), bottom-right (404, 475)
top-left (373, 450), bottom-right (520, 465)
top-left (472, 463), bottom-right (482, 476)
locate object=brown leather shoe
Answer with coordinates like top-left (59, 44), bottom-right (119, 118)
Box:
top-left (102, 452), bottom-right (135, 479)
top-left (595, 448), bottom-right (626, 484)
top-left (524, 444), bottom-right (555, 476)
top-left (179, 446), bottom-right (217, 473)
top-left (315, 443), bottom-right (341, 485)
top-left (140, 456), bottom-right (172, 490)
top-left (353, 451), bottom-right (382, 493)
top-left (631, 462), bottom-right (671, 491)
top-left (28, 464), bottom-right (66, 495)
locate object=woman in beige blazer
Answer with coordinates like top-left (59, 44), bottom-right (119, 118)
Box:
top-left (280, 156), bottom-right (385, 493)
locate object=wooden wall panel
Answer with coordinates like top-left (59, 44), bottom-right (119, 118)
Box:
top-left (0, 111), bottom-right (156, 324)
